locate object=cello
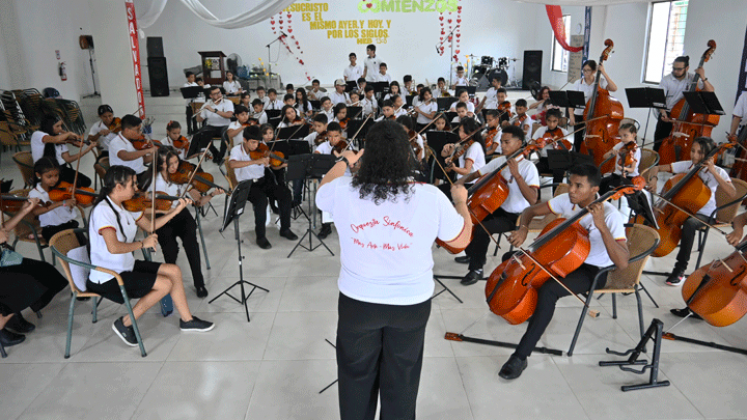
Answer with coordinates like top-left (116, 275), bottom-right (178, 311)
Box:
top-left (580, 39), bottom-right (623, 174)
top-left (658, 41), bottom-right (719, 165)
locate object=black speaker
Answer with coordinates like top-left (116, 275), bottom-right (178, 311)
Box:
top-left (522, 50), bottom-right (543, 90)
top-left (146, 37), bottom-right (164, 57)
top-left (148, 57), bottom-right (169, 97)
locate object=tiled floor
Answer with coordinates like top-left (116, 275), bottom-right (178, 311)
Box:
top-left (2, 137), bottom-right (747, 420)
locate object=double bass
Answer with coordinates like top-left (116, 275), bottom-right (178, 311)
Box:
top-left (580, 39), bottom-right (623, 174)
top-left (658, 40), bottom-right (719, 165)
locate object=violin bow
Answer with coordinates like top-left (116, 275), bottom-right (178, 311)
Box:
top-left (447, 123), bottom-right (487, 165)
top-left (345, 113), bottom-right (374, 152)
top-left (150, 145), bottom-right (158, 238)
top-left (410, 111), bottom-right (444, 142)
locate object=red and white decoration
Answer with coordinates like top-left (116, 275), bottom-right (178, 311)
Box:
top-left (270, 11), bottom-right (312, 82)
top-left (125, 0), bottom-right (146, 118)
top-left (437, 0), bottom-right (463, 62)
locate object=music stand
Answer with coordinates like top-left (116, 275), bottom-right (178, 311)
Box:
top-left (310, 100), bottom-right (321, 110)
top-left (209, 180), bottom-right (269, 323)
top-left (464, 86), bottom-right (477, 97)
top-left (444, 111), bottom-right (458, 124)
top-left (347, 106), bottom-right (363, 119)
top-left (180, 86), bottom-right (203, 102)
top-left (372, 82), bottom-right (390, 101)
top-left (437, 97), bottom-right (458, 111)
top-left (625, 87), bottom-right (667, 144)
top-left (287, 154), bottom-right (336, 258)
top-left (346, 118), bottom-right (374, 149)
top-left (406, 95), bottom-right (416, 107)
top-left (682, 91), bottom-right (725, 116)
top-left (266, 110), bottom-right (283, 128)
top-left (277, 125), bottom-right (310, 140)
top-left (548, 90), bottom-right (586, 110)
top-left (346, 81), bottom-right (358, 93)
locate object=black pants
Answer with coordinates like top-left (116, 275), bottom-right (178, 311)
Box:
top-left (247, 172), bottom-right (292, 238)
top-left (653, 114), bottom-right (673, 153)
top-left (156, 208), bottom-right (204, 288)
top-left (185, 106), bottom-right (198, 135)
top-left (191, 125), bottom-right (224, 159)
top-left (675, 215), bottom-right (708, 273)
top-left (0, 258), bottom-right (68, 315)
top-left (59, 165), bottom-right (92, 188)
top-left (537, 157), bottom-right (565, 185)
top-left (514, 262), bottom-right (603, 359)
top-left (337, 293), bottom-right (431, 420)
top-left (466, 207), bottom-right (520, 271)
top-left (41, 220), bottom-right (80, 243)
top-left (573, 114), bottom-right (586, 153)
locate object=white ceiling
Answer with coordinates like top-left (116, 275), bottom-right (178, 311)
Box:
top-left (518, 0), bottom-right (648, 5)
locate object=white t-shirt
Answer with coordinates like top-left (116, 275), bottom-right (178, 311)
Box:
top-left (329, 91), bottom-right (350, 106)
top-left (477, 155), bottom-right (540, 214)
top-left (374, 73), bottom-right (392, 83)
top-left (611, 142), bottom-right (642, 176)
top-left (316, 176), bottom-right (465, 305)
top-left (305, 132), bottom-right (320, 150)
top-left (733, 91), bottom-right (747, 122)
top-left (547, 193), bottom-right (627, 268)
top-left (572, 76), bottom-right (608, 115)
top-left (148, 173), bottom-right (183, 209)
top-left (416, 101), bottom-right (437, 125)
top-left (361, 97), bottom-right (378, 116)
top-left (109, 134), bottom-right (147, 174)
top-left (670, 161), bottom-right (731, 217)
top-left (227, 121), bottom-right (245, 148)
top-left (453, 76), bottom-right (468, 87)
top-left (229, 144), bottom-right (265, 181)
top-left (511, 115), bottom-right (533, 138)
top-left (160, 136), bottom-right (188, 160)
top-left (223, 80), bottom-right (242, 95)
top-left (315, 141), bottom-right (334, 155)
top-left (364, 56), bottom-right (383, 82)
top-left (88, 198), bottom-right (143, 283)
top-left (457, 142), bottom-right (485, 180)
top-left (660, 72), bottom-right (704, 111)
top-left (251, 111), bottom-right (268, 125)
top-left (200, 99), bottom-right (234, 127)
top-left (449, 101), bottom-right (475, 113)
top-left (28, 184), bottom-right (77, 227)
top-left (344, 64), bottom-right (364, 82)
top-left (265, 98), bottom-right (283, 111)
top-left (296, 101), bottom-right (313, 116)
top-left (532, 126), bottom-right (569, 157)
top-left (31, 131), bottom-right (68, 165)
top-left (88, 121), bottom-right (117, 151)
top-left (484, 87), bottom-right (499, 110)
top-left (394, 107), bottom-right (407, 118)
top-left (257, 96), bottom-right (270, 107)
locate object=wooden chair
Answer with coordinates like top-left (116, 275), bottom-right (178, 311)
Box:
top-left (12, 151), bottom-right (34, 188)
top-left (694, 178), bottom-right (747, 269)
top-left (0, 121), bottom-right (29, 157)
top-left (50, 228), bottom-right (147, 358)
top-left (638, 148), bottom-right (659, 175)
top-left (567, 223), bottom-right (660, 356)
top-left (93, 156), bottom-right (110, 191)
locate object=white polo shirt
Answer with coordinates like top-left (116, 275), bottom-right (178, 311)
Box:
top-left (733, 91), bottom-right (747, 122)
top-left (659, 72), bottom-right (704, 111)
top-left (88, 198), bottom-right (143, 283)
top-left (449, 101), bottom-right (475, 113)
top-left (416, 101), bottom-right (437, 125)
top-left (547, 193), bottom-right (627, 268)
top-left (148, 173), bottom-right (183, 209)
top-left (611, 142), bottom-right (642, 176)
top-left (344, 64), bottom-right (364, 81)
top-left (329, 90), bottom-right (350, 106)
top-left (670, 160), bottom-right (731, 217)
top-left (265, 98), bottom-right (283, 111)
top-left (361, 97), bottom-right (378, 116)
top-left (315, 141), bottom-right (334, 155)
top-left (223, 80), bottom-right (242, 95)
top-left (200, 99), bottom-right (234, 127)
top-left (316, 176), bottom-right (465, 305)
top-left (160, 136), bottom-right (188, 160)
top-left (571, 76), bottom-right (608, 116)
top-left (88, 121), bottom-right (117, 151)
top-left (28, 185), bottom-right (77, 228)
top-left (31, 131), bottom-right (69, 165)
top-left (230, 144), bottom-right (265, 181)
top-left (374, 73), bottom-right (392, 83)
top-left (251, 111), bottom-right (268, 125)
top-left (457, 142), bottom-right (485, 180)
top-left (227, 121), bottom-right (245, 148)
top-left (364, 55), bottom-right (383, 82)
top-left (484, 87), bottom-right (499, 110)
top-left (109, 134), bottom-right (147, 174)
top-left (477, 155), bottom-right (540, 214)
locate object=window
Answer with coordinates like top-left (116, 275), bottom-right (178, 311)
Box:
top-left (644, 0), bottom-right (689, 84)
top-left (551, 15), bottom-right (572, 72)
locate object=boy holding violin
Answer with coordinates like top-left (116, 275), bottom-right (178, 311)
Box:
top-left (227, 105), bottom-right (252, 149)
top-left (228, 125), bottom-right (297, 249)
top-left (531, 108), bottom-right (569, 185)
top-left (109, 114), bottom-right (158, 191)
top-left (87, 104), bottom-right (119, 155)
top-left (501, 163), bottom-right (628, 379)
top-left (599, 122), bottom-right (641, 194)
top-left (453, 126), bottom-right (539, 285)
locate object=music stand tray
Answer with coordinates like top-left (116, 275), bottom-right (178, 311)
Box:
top-left (181, 86), bottom-right (203, 100)
top-left (277, 125), bottom-right (310, 140)
top-left (426, 131), bottom-right (459, 156)
top-left (347, 106), bottom-right (363, 119)
top-left (209, 180), bottom-right (269, 323)
top-left (625, 87), bottom-right (667, 110)
top-left (549, 91), bottom-right (585, 109)
top-left (372, 82), bottom-right (390, 94)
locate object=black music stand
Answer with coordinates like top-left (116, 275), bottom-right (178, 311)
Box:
top-left (180, 86), bottom-right (203, 101)
top-left (266, 110), bottom-right (283, 128)
top-left (347, 106), bottom-right (363, 119)
top-left (209, 180), bottom-right (269, 323)
top-left (310, 100), bottom-right (321, 110)
top-left (444, 111), bottom-right (458, 124)
top-left (464, 86), bottom-right (477, 97)
top-left (682, 91), bottom-right (725, 116)
top-left (625, 87), bottom-right (667, 144)
top-left (287, 154), bottom-right (336, 258)
top-left (346, 118), bottom-right (374, 149)
top-left (277, 124), bottom-right (309, 140)
top-left (549, 90), bottom-right (586, 110)
top-left (406, 95), bottom-right (416, 107)
top-left (346, 81), bottom-right (358, 93)
top-left (437, 97), bottom-right (458, 111)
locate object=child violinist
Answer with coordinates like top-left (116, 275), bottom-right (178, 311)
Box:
top-left (296, 88), bottom-right (313, 117)
top-left (482, 109), bottom-right (503, 156)
top-left (599, 122), bottom-right (641, 194)
top-left (440, 117), bottom-right (486, 189)
top-left (376, 100), bottom-right (395, 122)
top-left (277, 105), bottom-right (304, 129)
top-left (226, 105), bottom-right (253, 150)
top-left (361, 86), bottom-right (378, 117)
top-left (305, 114), bottom-right (329, 150)
top-left (251, 99), bottom-right (268, 125)
top-left (313, 122), bottom-right (345, 239)
top-left (449, 89), bottom-right (475, 118)
top-left (531, 108), bottom-right (569, 185)
top-left (87, 104), bottom-right (119, 156)
top-left (319, 96), bottom-right (335, 122)
top-left (161, 121), bottom-right (190, 160)
top-left (646, 137), bottom-right (736, 286)
top-left (332, 103), bottom-right (348, 125)
top-left (31, 114), bottom-right (97, 187)
top-left (28, 157), bottom-right (82, 242)
top-left (509, 99), bottom-right (533, 138)
top-left (87, 165), bottom-right (214, 347)
top-left (239, 92), bottom-right (252, 109)
top-left (384, 81), bottom-right (400, 101)
top-left (435, 77), bottom-right (449, 97)
top-left (150, 147), bottom-right (224, 298)
top-left (414, 87), bottom-right (437, 131)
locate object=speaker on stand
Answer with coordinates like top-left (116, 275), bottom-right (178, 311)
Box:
top-left (148, 57), bottom-right (170, 97)
top-left (522, 50), bottom-right (543, 90)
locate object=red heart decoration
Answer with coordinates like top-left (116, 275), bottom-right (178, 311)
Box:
top-left (448, 36), bottom-right (452, 41)
top-left (307, 76), bottom-right (311, 81)
top-left (456, 33), bottom-right (461, 38)
top-left (441, 30), bottom-right (445, 35)
top-left (367, 2), bottom-right (373, 8)
top-left (458, 5), bottom-right (462, 10)
top-left (271, 20), bottom-right (275, 24)
top-left (439, 16), bottom-right (443, 21)
top-left (457, 19), bottom-right (461, 23)
top-left (280, 20), bottom-right (284, 24)
top-left (287, 13), bottom-right (291, 17)
top-left (271, 26), bottom-right (275, 30)
top-left (448, 19), bottom-right (452, 23)
top-left (288, 29), bottom-right (293, 33)
top-left (440, 37), bottom-right (443, 41)
top-left (299, 60), bottom-right (304, 65)
top-left (455, 49), bottom-right (460, 54)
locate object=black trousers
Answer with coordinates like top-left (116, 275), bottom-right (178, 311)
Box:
top-left (247, 172), bottom-right (292, 238)
top-left (59, 165), bottom-right (92, 188)
top-left (0, 258), bottom-right (68, 315)
top-left (675, 215), bottom-right (708, 273)
top-left (337, 292), bottom-right (431, 420)
top-left (653, 114), bottom-right (673, 153)
top-left (191, 125), bottom-right (224, 158)
top-left (514, 262), bottom-right (602, 359)
top-left (465, 207), bottom-right (520, 271)
top-left (156, 208), bottom-right (204, 288)
top-left (599, 173), bottom-right (636, 195)
top-left (537, 157), bottom-right (565, 185)
top-left (41, 220), bottom-right (80, 242)
top-left (573, 114), bottom-right (586, 153)
top-left (185, 106), bottom-right (198, 135)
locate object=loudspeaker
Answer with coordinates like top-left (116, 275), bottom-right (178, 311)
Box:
top-left (148, 57), bottom-right (169, 97)
top-left (146, 37), bottom-right (164, 57)
top-left (522, 50), bottom-right (543, 90)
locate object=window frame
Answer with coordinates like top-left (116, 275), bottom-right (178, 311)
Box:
top-left (551, 15), bottom-right (572, 73)
top-left (642, 0), bottom-right (689, 85)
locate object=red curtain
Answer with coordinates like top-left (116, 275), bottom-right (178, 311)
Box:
top-left (546, 5), bottom-right (583, 53)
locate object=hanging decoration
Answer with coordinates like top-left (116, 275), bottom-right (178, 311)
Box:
top-left (435, 0), bottom-right (462, 63)
top-left (546, 5), bottom-right (583, 53)
top-left (269, 10), bottom-right (312, 82)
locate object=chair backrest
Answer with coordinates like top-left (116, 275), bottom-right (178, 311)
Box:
top-left (224, 162), bottom-right (238, 190)
top-left (639, 148), bottom-right (659, 175)
top-left (49, 229), bottom-right (86, 293)
top-left (554, 183), bottom-right (569, 197)
top-left (94, 156), bottom-right (110, 180)
top-left (715, 178), bottom-right (747, 223)
top-left (604, 224), bottom-right (660, 290)
top-left (0, 121), bottom-right (18, 146)
top-left (13, 151), bottom-right (34, 186)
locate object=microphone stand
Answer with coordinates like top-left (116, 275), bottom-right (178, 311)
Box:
top-left (266, 32), bottom-right (288, 84)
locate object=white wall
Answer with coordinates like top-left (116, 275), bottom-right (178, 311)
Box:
top-left (0, 22), bottom-right (10, 89)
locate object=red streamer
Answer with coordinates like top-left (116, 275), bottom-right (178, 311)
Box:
top-left (546, 5), bottom-right (582, 53)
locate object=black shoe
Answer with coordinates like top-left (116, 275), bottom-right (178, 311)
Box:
top-left (460, 269), bottom-right (483, 286)
top-left (112, 317), bottom-right (138, 347)
top-left (279, 229), bottom-right (298, 240)
top-left (180, 316), bottom-right (215, 332)
top-left (670, 307), bottom-right (703, 320)
top-left (0, 328), bottom-right (25, 347)
top-left (256, 237), bottom-right (272, 249)
top-left (318, 223), bottom-right (332, 239)
top-left (665, 269), bottom-right (685, 286)
top-left (196, 286), bottom-right (209, 298)
top-left (6, 313), bottom-right (35, 334)
top-left (499, 355), bottom-right (528, 380)
top-left (455, 255), bottom-right (471, 264)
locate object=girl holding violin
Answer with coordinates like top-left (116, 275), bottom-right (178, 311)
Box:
top-left (530, 108), bottom-right (569, 185)
top-left (149, 147), bottom-right (224, 298)
top-left (0, 197), bottom-right (68, 348)
top-left (27, 158), bottom-right (84, 242)
top-left (599, 122), bottom-right (641, 194)
top-left (375, 100), bottom-right (395, 122)
top-left (454, 126), bottom-right (540, 285)
top-left (501, 163), bottom-right (628, 379)
top-left (568, 60), bottom-right (618, 152)
top-left (161, 121), bottom-right (190, 160)
top-left (295, 88), bottom-right (313, 118)
top-left (482, 109), bottom-right (502, 156)
top-left (277, 105), bottom-right (305, 129)
top-left (87, 104), bottom-right (119, 155)
top-left (30, 114), bottom-right (97, 188)
top-left (239, 92), bottom-right (252, 109)
top-left (646, 137), bottom-right (735, 286)
top-left (440, 118), bottom-right (486, 188)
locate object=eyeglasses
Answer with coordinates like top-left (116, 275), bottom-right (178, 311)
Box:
top-left (672, 67), bottom-right (686, 71)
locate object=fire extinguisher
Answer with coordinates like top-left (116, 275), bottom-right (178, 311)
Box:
top-left (58, 62), bottom-right (67, 81)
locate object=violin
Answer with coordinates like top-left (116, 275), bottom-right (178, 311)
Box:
top-left (48, 181), bottom-right (97, 206)
top-left (0, 194), bottom-right (33, 213)
top-left (315, 131), bottom-right (329, 146)
top-left (123, 192), bottom-right (181, 213)
top-left (333, 140), bottom-right (349, 155)
top-left (171, 135), bottom-right (190, 151)
top-left (485, 181), bottom-right (644, 324)
top-left (338, 117), bottom-right (350, 130)
top-left (131, 135), bottom-right (162, 150)
top-left (107, 117), bottom-right (122, 134)
top-left (408, 130), bottom-right (423, 158)
top-left (61, 132), bottom-right (91, 147)
top-left (512, 114), bottom-right (529, 128)
top-left (539, 127), bottom-right (572, 151)
top-left (169, 161), bottom-right (228, 194)
top-left (618, 141), bottom-right (638, 169)
top-left (249, 143), bottom-right (287, 169)
top-left (484, 126), bottom-right (499, 151)
top-left (659, 40), bottom-right (718, 165)
top-left (580, 39), bottom-right (623, 174)
top-left (498, 101), bottom-right (512, 119)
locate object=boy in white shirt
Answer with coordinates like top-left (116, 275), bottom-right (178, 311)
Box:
top-left (87, 104), bottom-right (119, 154)
top-left (226, 105), bottom-right (252, 149)
top-left (531, 109), bottom-right (569, 185)
top-left (434, 77), bottom-right (449, 98)
top-left (183, 72), bottom-right (201, 134)
top-left (319, 97), bottom-right (335, 122)
top-left (449, 89), bottom-right (476, 117)
top-left (330, 80), bottom-right (352, 106)
top-left (265, 89), bottom-right (284, 111)
top-left (250, 99), bottom-right (269, 125)
top-left (313, 122), bottom-right (344, 239)
top-left (509, 99), bottom-right (533, 138)
top-left (361, 86), bottom-right (379, 117)
top-left (376, 63), bottom-right (393, 83)
top-left (363, 44), bottom-right (382, 82)
top-left (305, 114), bottom-right (329, 150)
top-left (194, 85), bottom-right (235, 163)
top-left (256, 86), bottom-right (270, 107)
top-left (451, 66), bottom-right (468, 89)
top-left (344, 53), bottom-right (364, 82)
top-left (451, 102), bottom-right (468, 125)
top-left (108, 114), bottom-right (158, 189)
top-left (477, 77), bottom-right (502, 112)
top-left (307, 79), bottom-right (324, 101)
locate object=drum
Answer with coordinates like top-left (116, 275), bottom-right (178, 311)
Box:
top-left (481, 56), bottom-right (494, 66)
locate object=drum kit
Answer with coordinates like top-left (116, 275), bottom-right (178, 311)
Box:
top-left (468, 55), bottom-right (519, 90)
